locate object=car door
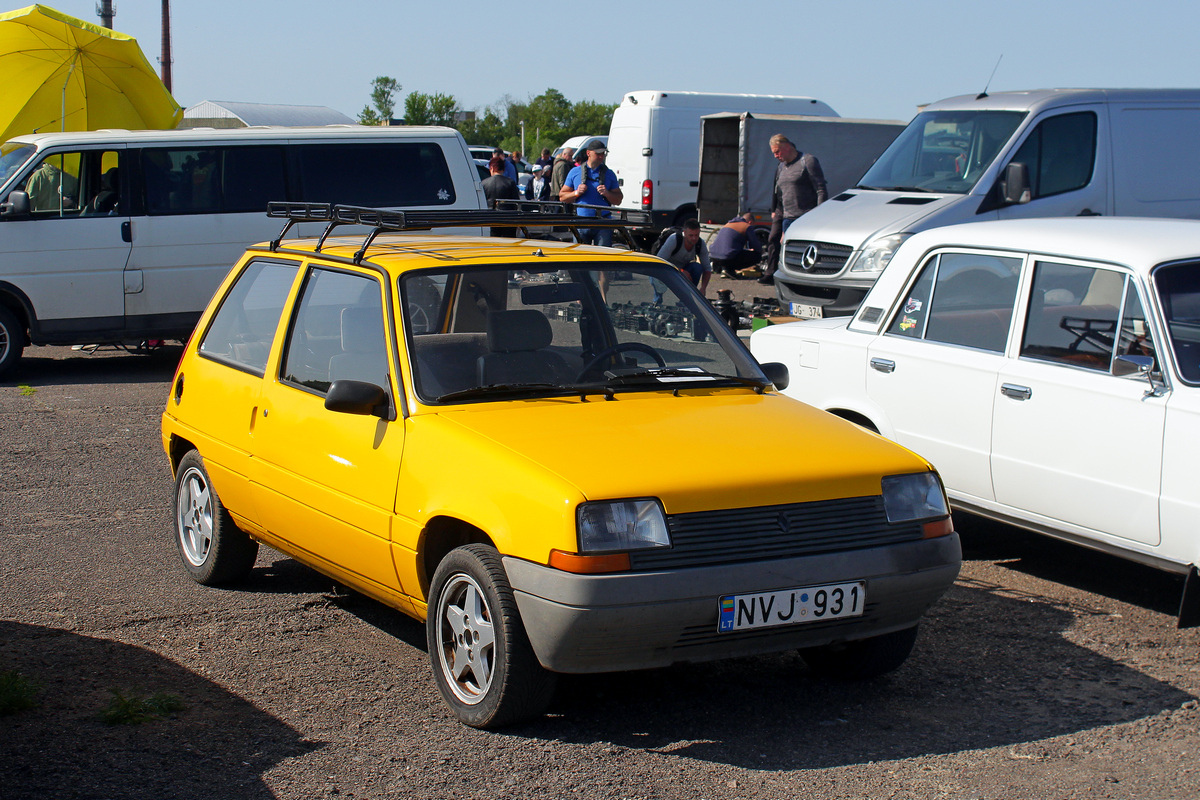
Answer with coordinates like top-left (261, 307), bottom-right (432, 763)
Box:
top-left (2, 147), bottom-right (131, 335)
top-left (124, 144), bottom-right (289, 332)
top-left (865, 249), bottom-right (1023, 502)
top-left (991, 260), bottom-right (1165, 546)
top-left (249, 262), bottom-right (408, 596)
top-left (993, 108), bottom-right (1109, 220)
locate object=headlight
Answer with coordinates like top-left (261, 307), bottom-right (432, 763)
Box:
top-left (577, 499), bottom-right (670, 552)
top-left (881, 472), bottom-right (949, 523)
top-left (849, 233), bottom-right (912, 274)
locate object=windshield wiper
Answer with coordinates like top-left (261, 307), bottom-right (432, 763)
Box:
top-left (604, 368), bottom-right (771, 393)
top-left (884, 186), bottom-right (934, 193)
top-left (435, 383), bottom-right (571, 402)
top-left (853, 184), bottom-right (881, 191)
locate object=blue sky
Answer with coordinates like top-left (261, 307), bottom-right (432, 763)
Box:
top-left (41, 0), bottom-right (1200, 127)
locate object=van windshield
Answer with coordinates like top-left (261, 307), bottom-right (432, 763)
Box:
top-left (0, 143), bottom-right (35, 187)
top-left (858, 110), bottom-right (1026, 194)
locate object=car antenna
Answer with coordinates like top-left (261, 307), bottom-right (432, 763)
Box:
top-left (977, 54), bottom-right (1003, 100)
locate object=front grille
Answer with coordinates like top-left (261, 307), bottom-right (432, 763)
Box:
top-left (783, 240), bottom-right (852, 275)
top-left (629, 496), bottom-right (922, 570)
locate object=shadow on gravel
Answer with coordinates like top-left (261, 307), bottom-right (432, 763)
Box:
top-left (505, 577), bottom-right (1195, 770)
top-left (1, 345), bottom-right (183, 387)
top-left (956, 512), bottom-right (1185, 616)
top-left (0, 621), bottom-right (316, 799)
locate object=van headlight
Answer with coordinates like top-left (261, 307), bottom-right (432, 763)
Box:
top-left (849, 233), bottom-right (912, 274)
top-left (881, 472), bottom-right (949, 523)
top-left (577, 499), bottom-right (671, 552)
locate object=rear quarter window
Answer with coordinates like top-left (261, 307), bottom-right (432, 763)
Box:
top-left (295, 142), bottom-right (457, 206)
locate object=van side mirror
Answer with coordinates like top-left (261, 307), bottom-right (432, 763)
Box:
top-left (0, 190), bottom-right (30, 218)
top-left (760, 361), bottom-right (790, 391)
top-left (1001, 162), bottom-right (1030, 205)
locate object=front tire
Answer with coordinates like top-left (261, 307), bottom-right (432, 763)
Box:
top-left (426, 544), bottom-right (556, 729)
top-left (0, 305), bottom-right (25, 380)
top-left (800, 625), bottom-right (919, 680)
top-left (173, 451), bottom-right (258, 586)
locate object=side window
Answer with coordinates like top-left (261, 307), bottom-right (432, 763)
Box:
top-left (281, 268), bottom-right (387, 394)
top-left (141, 146), bottom-right (287, 214)
top-left (295, 143), bottom-right (457, 206)
top-left (20, 150), bottom-right (120, 217)
top-left (1010, 112), bottom-right (1097, 199)
top-left (1115, 281), bottom-right (1159, 376)
top-left (198, 260), bottom-right (299, 374)
top-left (1020, 261), bottom-right (1123, 371)
top-left (887, 252), bottom-right (1021, 352)
top-left (1154, 261), bottom-right (1200, 384)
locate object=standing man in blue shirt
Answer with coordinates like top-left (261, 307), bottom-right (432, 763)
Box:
top-left (559, 139), bottom-right (623, 247)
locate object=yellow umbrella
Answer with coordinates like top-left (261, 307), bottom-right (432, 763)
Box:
top-left (0, 4), bottom-right (182, 142)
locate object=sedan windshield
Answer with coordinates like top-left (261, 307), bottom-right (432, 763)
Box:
top-left (401, 263), bottom-right (766, 403)
top-left (858, 110), bottom-right (1026, 194)
top-left (1154, 261), bottom-right (1200, 385)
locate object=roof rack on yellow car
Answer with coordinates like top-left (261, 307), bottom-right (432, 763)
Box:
top-left (265, 200), bottom-right (653, 263)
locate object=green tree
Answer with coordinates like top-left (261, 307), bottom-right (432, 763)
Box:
top-left (358, 76), bottom-right (401, 125)
top-left (404, 92), bottom-right (460, 127)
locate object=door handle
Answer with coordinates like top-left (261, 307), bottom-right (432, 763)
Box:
top-left (870, 357), bottom-right (896, 373)
top-left (121, 220), bottom-right (132, 242)
top-left (1077, 208), bottom-right (1102, 217)
top-left (1001, 383), bottom-right (1032, 400)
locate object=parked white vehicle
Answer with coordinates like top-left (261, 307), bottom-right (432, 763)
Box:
top-left (606, 91), bottom-right (837, 231)
top-left (552, 135), bottom-right (606, 159)
top-left (751, 217), bottom-right (1200, 624)
top-left (776, 89), bottom-right (1200, 318)
top-left (0, 126), bottom-right (486, 378)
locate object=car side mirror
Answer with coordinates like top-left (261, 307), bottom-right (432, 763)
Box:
top-left (1001, 162), bottom-right (1030, 205)
top-left (0, 190), bottom-right (30, 218)
top-left (325, 379), bottom-right (390, 418)
top-left (1113, 354), bottom-right (1165, 397)
top-left (760, 361), bottom-right (790, 391)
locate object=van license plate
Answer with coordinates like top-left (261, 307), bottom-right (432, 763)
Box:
top-left (790, 302), bottom-right (823, 319)
top-left (718, 581), bottom-right (865, 632)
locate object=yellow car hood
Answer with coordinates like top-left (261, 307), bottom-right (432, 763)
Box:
top-left (435, 390), bottom-right (931, 514)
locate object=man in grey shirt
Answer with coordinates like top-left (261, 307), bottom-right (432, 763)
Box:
top-left (656, 218), bottom-right (712, 296)
top-left (761, 133), bottom-right (827, 284)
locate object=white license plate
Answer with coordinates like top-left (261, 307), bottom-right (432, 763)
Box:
top-left (790, 302), bottom-right (823, 319)
top-left (718, 581), bottom-right (865, 632)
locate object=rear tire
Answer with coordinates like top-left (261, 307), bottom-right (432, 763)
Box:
top-left (800, 625), bottom-right (919, 679)
top-left (426, 544), bottom-right (556, 728)
top-left (0, 305), bottom-right (25, 380)
top-left (172, 450), bottom-right (258, 586)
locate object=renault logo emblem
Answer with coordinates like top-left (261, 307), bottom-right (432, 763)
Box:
top-left (801, 244), bottom-right (820, 271)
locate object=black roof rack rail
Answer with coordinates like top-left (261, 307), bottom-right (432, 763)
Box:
top-left (266, 200), bottom-right (652, 262)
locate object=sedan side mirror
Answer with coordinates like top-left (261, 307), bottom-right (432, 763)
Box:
top-left (325, 379), bottom-right (390, 418)
top-left (760, 361), bottom-right (790, 391)
top-left (1114, 354), bottom-right (1166, 397)
top-left (0, 190), bottom-right (30, 218)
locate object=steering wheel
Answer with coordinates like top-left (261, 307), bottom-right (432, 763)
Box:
top-left (577, 341), bottom-right (666, 380)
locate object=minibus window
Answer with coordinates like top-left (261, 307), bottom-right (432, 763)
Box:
top-left (295, 143), bottom-right (456, 207)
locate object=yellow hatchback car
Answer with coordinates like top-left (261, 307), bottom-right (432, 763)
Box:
top-left (162, 203), bottom-right (961, 728)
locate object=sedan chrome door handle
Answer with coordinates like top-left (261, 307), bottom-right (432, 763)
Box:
top-left (870, 357), bottom-right (896, 374)
top-left (1001, 383), bottom-right (1032, 400)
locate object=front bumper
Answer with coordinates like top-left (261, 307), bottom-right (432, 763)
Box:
top-left (505, 533), bottom-right (961, 673)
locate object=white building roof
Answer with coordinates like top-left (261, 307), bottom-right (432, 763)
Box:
top-left (182, 100), bottom-right (354, 127)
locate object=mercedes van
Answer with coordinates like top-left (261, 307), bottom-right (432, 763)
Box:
top-left (606, 91), bottom-right (838, 231)
top-left (774, 89), bottom-right (1200, 317)
top-left (0, 126), bottom-right (485, 378)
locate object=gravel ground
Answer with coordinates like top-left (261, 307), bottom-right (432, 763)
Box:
top-left (1, 343), bottom-right (1197, 800)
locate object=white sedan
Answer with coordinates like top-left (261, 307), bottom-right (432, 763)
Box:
top-left (750, 218), bottom-right (1200, 625)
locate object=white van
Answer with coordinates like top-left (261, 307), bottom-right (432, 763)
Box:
top-left (0, 125), bottom-right (485, 378)
top-left (775, 88), bottom-right (1200, 317)
top-left (606, 91), bottom-right (838, 230)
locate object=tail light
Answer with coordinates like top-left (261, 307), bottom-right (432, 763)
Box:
top-left (641, 179), bottom-right (652, 209)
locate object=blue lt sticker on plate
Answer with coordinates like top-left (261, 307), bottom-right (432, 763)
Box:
top-left (718, 581), bottom-right (865, 632)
